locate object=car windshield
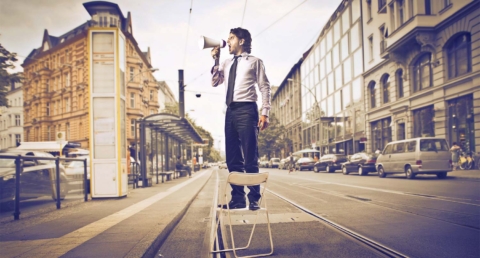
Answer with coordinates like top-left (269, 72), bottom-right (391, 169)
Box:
top-left (0, 157), bottom-right (15, 167)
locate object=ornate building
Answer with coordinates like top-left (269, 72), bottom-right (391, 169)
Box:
top-left (21, 1), bottom-right (159, 148)
top-left (363, 0), bottom-right (480, 153)
top-left (0, 82), bottom-right (23, 150)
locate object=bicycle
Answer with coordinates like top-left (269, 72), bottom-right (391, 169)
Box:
top-left (458, 151), bottom-right (473, 170)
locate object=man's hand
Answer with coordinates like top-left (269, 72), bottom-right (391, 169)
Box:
top-left (258, 115), bottom-right (269, 131)
top-left (211, 46), bottom-right (220, 60)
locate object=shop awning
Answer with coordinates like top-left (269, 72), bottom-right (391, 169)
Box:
top-left (17, 141), bottom-right (67, 152)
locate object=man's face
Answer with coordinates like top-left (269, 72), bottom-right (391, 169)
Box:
top-left (227, 33), bottom-right (244, 55)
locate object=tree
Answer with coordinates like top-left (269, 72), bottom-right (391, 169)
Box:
top-left (258, 113), bottom-right (291, 160)
top-left (0, 44), bottom-right (23, 106)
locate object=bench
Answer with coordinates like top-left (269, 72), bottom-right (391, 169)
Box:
top-left (175, 169), bottom-right (189, 177)
top-left (159, 171), bottom-right (174, 181)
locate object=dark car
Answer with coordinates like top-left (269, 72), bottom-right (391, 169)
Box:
top-left (0, 151), bottom-right (69, 211)
top-left (341, 153), bottom-right (378, 176)
top-left (295, 157), bottom-right (315, 171)
top-left (313, 154), bottom-right (348, 173)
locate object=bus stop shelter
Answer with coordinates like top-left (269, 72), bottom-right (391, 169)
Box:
top-left (135, 113), bottom-right (203, 186)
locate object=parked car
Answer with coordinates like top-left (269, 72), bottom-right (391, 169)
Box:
top-left (313, 154), bottom-right (348, 173)
top-left (376, 137), bottom-right (452, 179)
top-left (218, 161), bottom-right (228, 169)
top-left (295, 157), bottom-right (315, 171)
top-left (259, 160), bottom-right (269, 168)
top-left (341, 153), bottom-right (378, 176)
top-left (0, 151), bottom-right (68, 211)
top-left (269, 158), bottom-right (281, 168)
top-left (278, 158), bottom-right (289, 170)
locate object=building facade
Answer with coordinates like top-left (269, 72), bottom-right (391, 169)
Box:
top-left (271, 58), bottom-right (303, 155)
top-left (21, 1), bottom-right (159, 148)
top-left (299, 0), bottom-right (364, 155)
top-left (363, 0), bottom-right (480, 153)
top-left (0, 82), bottom-right (23, 150)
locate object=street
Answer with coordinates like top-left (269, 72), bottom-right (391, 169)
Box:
top-left (234, 167), bottom-right (480, 257)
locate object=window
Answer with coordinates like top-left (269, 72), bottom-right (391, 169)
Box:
top-left (396, 69), bottom-right (404, 98)
top-left (130, 67), bottom-right (134, 81)
top-left (47, 126), bottom-right (51, 141)
top-left (393, 143), bottom-right (405, 153)
top-left (381, 74), bottom-right (390, 104)
top-left (368, 35), bottom-right (373, 61)
top-left (406, 140), bottom-right (416, 152)
top-left (46, 79), bottom-right (49, 93)
top-left (369, 81), bottom-right (376, 108)
top-left (150, 90), bottom-right (153, 100)
top-left (413, 53), bottom-right (432, 92)
top-left (398, 0), bottom-right (405, 26)
top-left (15, 115), bottom-right (20, 126)
top-left (130, 93), bottom-right (135, 108)
top-left (412, 105), bottom-right (434, 137)
top-left (131, 119), bottom-right (135, 136)
top-left (57, 100), bottom-right (61, 114)
top-left (367, 0), bottom-right (372, 20)
top-left (66, 73), bottom-right (70, 87)
top-left (46, 102), bottom-right (50, 116)
top-left (378, 0), bottom-right (387, 11)
top-left (66, 123), bottom-right (70, 140)
top-left (389, 3), bottom-right (395, 31)
top-left (342, 6), bottom-right (350, 34)
top-left (341, 34), bottom-right (349, 61)
top-left (425, 0), bottom-right (431, 15)
top-left (446, 33), bottom-right (471, 79)
top-left (398, 123), bottom-right (406, 140)
top-left (65, 98), bottom-right (71, 112)
top-left (443, 0), bottom-right (451, 8)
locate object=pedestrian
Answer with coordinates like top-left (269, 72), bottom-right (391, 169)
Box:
top-left (289, 152), bottom-right (296, 173)
top-left (314, 154), bottom-right (319, 162)
top-left (211, 27), bottom-right (271, 211)
top-left (450, 142), bottom-right (461, 170)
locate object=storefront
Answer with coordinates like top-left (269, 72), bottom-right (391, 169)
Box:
top-left (448, 94), bottom-right (475, 152)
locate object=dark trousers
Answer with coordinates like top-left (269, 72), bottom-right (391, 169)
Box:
top-left (225, 102), bottom-right (261, 203)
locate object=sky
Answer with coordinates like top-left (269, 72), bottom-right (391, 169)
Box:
top-left (0, 0), bottom-right (339, 153)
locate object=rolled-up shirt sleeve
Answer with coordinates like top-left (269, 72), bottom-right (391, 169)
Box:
top-left (211, 61), bottom-right (225, 87)
top-left (256, 59), bottom-right (271, 117)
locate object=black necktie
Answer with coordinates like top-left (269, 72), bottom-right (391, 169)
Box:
top-left (226, 56), bottom-right (240, 106)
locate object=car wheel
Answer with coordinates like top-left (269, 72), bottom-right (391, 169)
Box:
top-left (377, 166), bottom-right (386, 178)
top-left (358, 166), bottom-right (365, 176)
top-left (405, 166), bottom-right (416, 179)
top-left (437, 172), bottom-right (447, 179)
top-left (342, 166), bottom-right (349, 175)
top-left (314, 166), bottom-right (318, 173)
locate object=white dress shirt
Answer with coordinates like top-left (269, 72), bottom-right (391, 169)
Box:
top-left (211, 52), bottom-right (271, 117)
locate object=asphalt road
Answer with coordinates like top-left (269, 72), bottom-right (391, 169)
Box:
top-left (259, 167), bottom-right (480, 258)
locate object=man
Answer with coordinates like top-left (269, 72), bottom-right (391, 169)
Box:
top-left (176, 156), bottom-right (192, 177)
top-left (211, 27), bottom-right (271, 211)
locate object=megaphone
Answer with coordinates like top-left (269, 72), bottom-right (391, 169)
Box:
top-left (198, 36), bottom-right (226, 49)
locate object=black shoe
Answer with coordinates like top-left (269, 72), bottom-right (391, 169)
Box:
top-left (219, 200), bottom-right (246, 209)
top-left (249, 201), bottom-right (260, 211)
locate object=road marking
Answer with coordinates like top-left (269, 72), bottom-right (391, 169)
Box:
top-left (274, 173), bottom-right (480, 206)
top-left (0, 170), bottom-right (211, 258)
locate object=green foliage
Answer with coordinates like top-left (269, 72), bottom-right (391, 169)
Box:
top-left (162, 102), bottom-right (179, 115)
top-left (0, 44), bottom-right (23, 106)
top-left (258, 113), bottom-right (291, 160)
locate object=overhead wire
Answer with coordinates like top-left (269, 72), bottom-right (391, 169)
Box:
top-left (182, 0), bottom-right (194, 70)
top-left (241, 0), bottom-right (248, 27)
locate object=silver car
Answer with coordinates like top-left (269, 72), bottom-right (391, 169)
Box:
top-left (376, 137), bottom-right (452, 179)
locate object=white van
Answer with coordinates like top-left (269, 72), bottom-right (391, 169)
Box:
top-left (376, 137), bottom-right (452, 179)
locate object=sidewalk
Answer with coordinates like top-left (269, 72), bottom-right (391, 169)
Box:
top-left (0, 169), bottom-right (213, 258)
top-left (447, 169), bottom-right (480, 180)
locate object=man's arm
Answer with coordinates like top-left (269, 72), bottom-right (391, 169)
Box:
top-left (211, 46), bottom-right (224, 87)
top-left (256, 59), bottom-right (271, 131)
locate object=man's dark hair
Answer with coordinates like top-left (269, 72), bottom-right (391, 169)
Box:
top-left (230, 27), bottom-right (252, 53)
